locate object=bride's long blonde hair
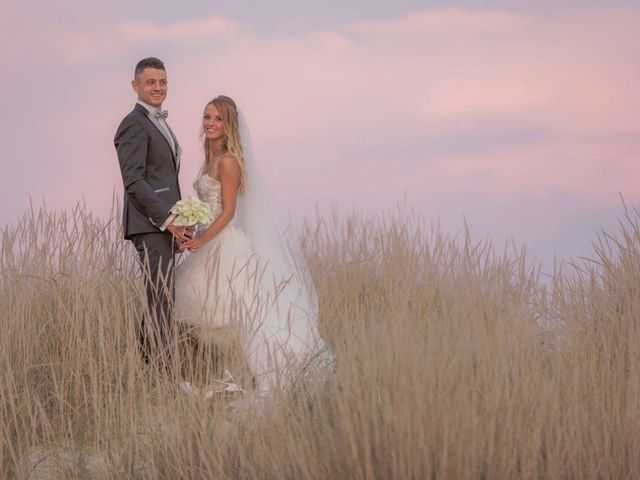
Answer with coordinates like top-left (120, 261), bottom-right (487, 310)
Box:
top-left (198, 95), bottom-right (247, 194)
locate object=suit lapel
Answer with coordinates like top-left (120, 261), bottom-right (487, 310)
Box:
top-left (134, 103), bottom-right (178, 171)
top-left (165, 123), bottom-right (181, 172)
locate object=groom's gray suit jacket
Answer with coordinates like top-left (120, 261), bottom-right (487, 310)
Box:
top-left (114, 103), bottom-right (182, 240)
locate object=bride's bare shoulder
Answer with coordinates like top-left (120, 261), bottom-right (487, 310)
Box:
top-left (219, 154), bottom-right (241, 174)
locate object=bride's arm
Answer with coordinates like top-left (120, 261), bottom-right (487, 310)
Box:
top-left (183, 154), bottom-right (240, 252)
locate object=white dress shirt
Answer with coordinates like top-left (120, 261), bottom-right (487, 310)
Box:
top-left (136, 100), bottom-right (176, 152)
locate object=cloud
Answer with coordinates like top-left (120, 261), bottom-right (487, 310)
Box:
top-left (0, 10), bottom-right (244, 66)
top-left (349, 7), bottom-right (535, 36)
top-left (164, 7), bottom-right (640, 205)
top-left (2, 5), bottom-right (640, 266)
top-left (115, 17), bottom-right (242, 43)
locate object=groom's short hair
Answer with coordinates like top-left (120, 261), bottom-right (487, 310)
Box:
top-left (134, 57), bottom-right (165, 79)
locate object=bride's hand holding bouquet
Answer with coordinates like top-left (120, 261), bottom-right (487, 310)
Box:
top-left (168, 197), bottom-right (213, 252)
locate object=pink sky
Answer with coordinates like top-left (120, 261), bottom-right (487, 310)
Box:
top-left (2, 5), bottom-right (639, 267)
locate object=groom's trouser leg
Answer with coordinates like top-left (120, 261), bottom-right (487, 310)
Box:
top-left (130, 232), bottom-right (175, 370)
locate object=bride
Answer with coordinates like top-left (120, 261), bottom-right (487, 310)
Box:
top-left (173, 95), bottom-right (329, 398)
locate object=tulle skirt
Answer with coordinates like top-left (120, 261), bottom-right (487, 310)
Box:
top-left (173, 225), bottom-right (329, 392)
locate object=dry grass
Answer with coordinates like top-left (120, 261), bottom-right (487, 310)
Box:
top-left (2, 200), bottom-right (640, 479)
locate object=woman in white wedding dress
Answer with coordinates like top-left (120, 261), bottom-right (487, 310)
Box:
top-left (173, 96), bottom-right (329, 398)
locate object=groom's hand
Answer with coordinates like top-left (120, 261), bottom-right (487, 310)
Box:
top-left (167, 224), bottom-right (189, 243)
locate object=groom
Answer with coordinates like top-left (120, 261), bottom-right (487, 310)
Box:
top-left (114, 57), bottom-right (188, 371)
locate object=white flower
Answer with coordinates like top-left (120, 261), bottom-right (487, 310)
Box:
top-left (169, 197), bottom-right (213, 227)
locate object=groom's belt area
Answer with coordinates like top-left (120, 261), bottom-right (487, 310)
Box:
top-left (123, 181), bottom-right (180, 238)
top-left (126, 188), bottom-right (174, 218)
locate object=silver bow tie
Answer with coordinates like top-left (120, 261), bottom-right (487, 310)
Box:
top-left (154, 110), bottom-right (168, 120)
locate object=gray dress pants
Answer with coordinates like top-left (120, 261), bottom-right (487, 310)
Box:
top-left (130, 232), bottom-right (175, 369)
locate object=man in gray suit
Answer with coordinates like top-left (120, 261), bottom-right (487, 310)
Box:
top-left (114, 57), bottom-right (188, 372)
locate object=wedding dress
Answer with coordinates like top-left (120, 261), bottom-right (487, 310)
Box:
top-left (173, 171), bottom-right (330, 395)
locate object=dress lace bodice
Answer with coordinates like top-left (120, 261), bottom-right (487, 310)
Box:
top-left (194, 174), bottom-right (222, 226)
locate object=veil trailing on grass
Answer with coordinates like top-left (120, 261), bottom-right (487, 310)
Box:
top-left (234, 109), bottom-right (320, 353)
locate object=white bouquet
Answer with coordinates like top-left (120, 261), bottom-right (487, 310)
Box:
top-left (169, 197), bottom-right (213, 227)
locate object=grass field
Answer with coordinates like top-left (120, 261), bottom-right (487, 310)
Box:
top-left (2, 201), bottom-right (640, 479)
